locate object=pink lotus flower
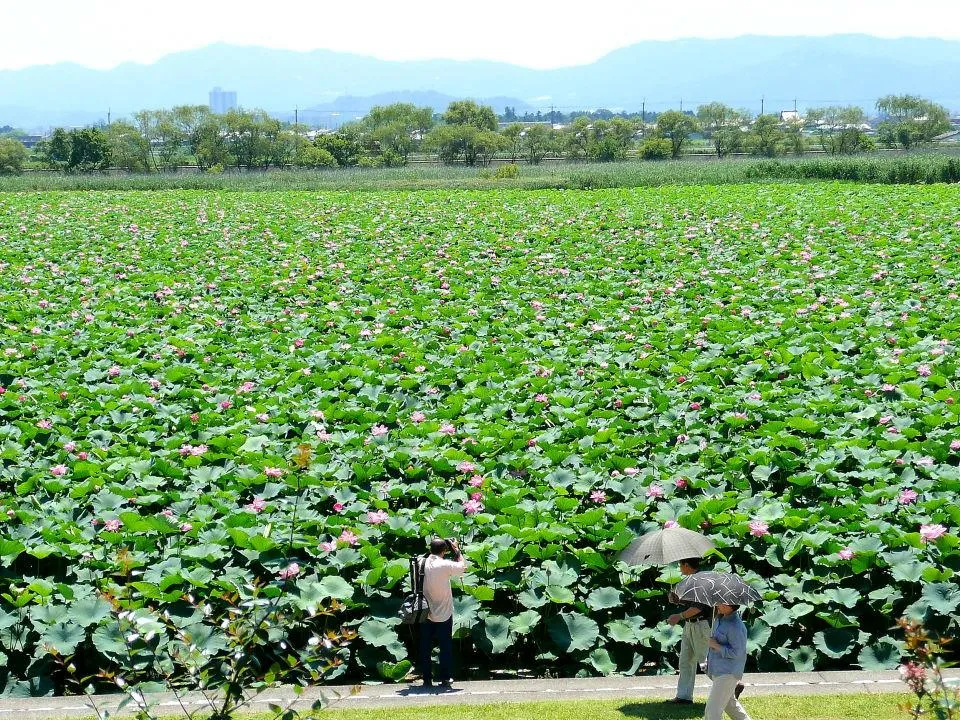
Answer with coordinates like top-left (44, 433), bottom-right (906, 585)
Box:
top-left (103, 519), bottom-right (122, 532)
top-left (881, 383), bottom-right (897, 393)
top-left (899, 489), bottom-right (918, 504)
top-left (411, 411), bottom-right (426, 423)
top-left (256, 413), bottom-right (269, 423)
top-left (689, 402), bottom-right (702, 410)
top-left (316, 429), bottom-right (331, 441)
top-left (108, 366), bottom-right (121, 378)
top-left (457, 461), bottom-right (476, 474)
top-left (294, 338), bottom-right (305, 348)
top-left (463, 498), bottom-right (484, 515)
top-left (663, 520), bottom-right (679, 529)
top-left (527, 438), bottom-right (538, 447)
top-left (367, 510), bottom-right (389, 525)
top-left (676, 375), bottom-right (688, 384)
top-left (951, 439), bottom-right (960, 452)
top-left (179, 522), bottom-right (193, 532)
top-left (339, 529), bottom-right (359, 545)
top-left (220, 400), bottom-right (232, 410)
top-left (623, 467), bottom-right (639, 476)
top-left (439, 423), bottom-right (456, 435)
top-left (748, 519), bottom-right (770, 537)
top-left (468, 475), bottom-right (484, 487)
top-left (646, 485), bottom-right (664, 498)
top-left (50, 464), bottom-right (68, 477)
top-left (36, 419), bottom-right (52, 430)
top-left (838, 547), bottom-right (854, 560)
top-left (534, 393), bottom-right (549, 404)
top-left (264, 467), bottom-right (284, 478)
top-left (590, 490), bottom-right (607, 504)
top-left (920, 524), bottom-right (947, 543)
top-left (370, 424), bottom-right (389, 437)
top-left (161, 509), bottom-right (175, 518)
top-left (414, 365), bottom-right (426, 373)
top-left (246, 497), bottom-right (267, 513)
top-left (333, 502), bottom-right (345, 512)
top-left (236, 381), bottom-right (256, 394)
top-left (278, 562), bottom-right (300, 580)
top-left (77, 451), bottom-right (88, 461)
top-left (674, 477), bottom-right (688, 489)
top-left (64, 441), bottom-right (76, 452)
top-left (320, 541), bottom-right (337, 552)
top-left (917, 364), bottom-right (932, 377)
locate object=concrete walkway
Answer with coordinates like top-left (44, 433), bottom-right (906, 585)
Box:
top-left (1, 670), bottom-right (955, 717)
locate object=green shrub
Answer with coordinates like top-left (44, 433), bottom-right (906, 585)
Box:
top-left (638, 138), bottom-right (672, 160)
top-left (493, 163), bottom-right (520, 179)
top-left (0, 138), bottom-right (29, 175)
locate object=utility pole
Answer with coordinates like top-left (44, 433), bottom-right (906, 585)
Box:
top-left (107, 107), bottom-right (111, 125)
top-left (793, 98), bottom-right (797, 112)
top-left (295, 107), bottom-right (298, 127)
top-left (680, 98), bottom-right (683, 113)
top-left (550, 104), bottom-right (554, 125)
top-left (761, 96), bottom-right (765, 116)
top-left (641, 98), bottom-right (646, 125)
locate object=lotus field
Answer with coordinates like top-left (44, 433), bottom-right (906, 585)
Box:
top-left (1, 185), bottom-right (959, 694)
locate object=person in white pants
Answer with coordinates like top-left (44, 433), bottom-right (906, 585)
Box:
top-left (705, 603), bottom-right (752, 720)
top-left (667, 558), bottom-right (711, 704)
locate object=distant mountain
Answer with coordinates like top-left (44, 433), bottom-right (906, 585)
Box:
top-left (2, 35), bottom-right (959, 129)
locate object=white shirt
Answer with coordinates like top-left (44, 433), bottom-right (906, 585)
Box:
top-left (422, 554), bottom-right (467, 622)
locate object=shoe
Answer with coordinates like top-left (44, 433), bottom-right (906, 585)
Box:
top-left (666, 698), bottom-right (693, 704)
top-left (439, 680), bottom-right (453, 689)
top-left (735, 683), bottom-right (745, 699)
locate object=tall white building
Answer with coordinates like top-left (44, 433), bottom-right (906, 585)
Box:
top-left (209, 87), bottom-right (238, 114)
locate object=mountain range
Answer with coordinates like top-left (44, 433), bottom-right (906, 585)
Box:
top-left (2, 35), bottom-right (958, 129)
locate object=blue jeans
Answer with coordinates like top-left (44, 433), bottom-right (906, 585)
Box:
top-left (418, 617), bottom-right (453, 684)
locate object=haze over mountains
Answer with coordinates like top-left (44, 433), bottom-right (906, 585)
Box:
top-left (2, 35), bottom-right (958, 129)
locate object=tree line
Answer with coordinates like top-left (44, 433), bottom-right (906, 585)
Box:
top-left (0, 95), bottom-right (952, 175)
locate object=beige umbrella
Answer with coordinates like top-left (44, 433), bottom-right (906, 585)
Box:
top-left (618, 525), bottom-right (715, 566)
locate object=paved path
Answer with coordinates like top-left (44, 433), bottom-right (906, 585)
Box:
top-left (2, 670), bottom-right (955, 717)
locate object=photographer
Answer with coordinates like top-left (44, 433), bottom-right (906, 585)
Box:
top-left (418, 537), bottom-right (468, 688)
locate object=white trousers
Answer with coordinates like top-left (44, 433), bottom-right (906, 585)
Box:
top-left (676, 620), bottom-right (711, 700)
top-left (705, 674), bottom-right (751, 720)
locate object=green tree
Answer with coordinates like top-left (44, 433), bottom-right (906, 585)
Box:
top-left (806, 106), bottom-right (870, 154)
top-left (655, 111), bottom-right (700, 158)
top-left (222, 109), bottom-right (279, 169)
top-left (361, 103), bottom-right (433, 164)
top-left (563, 116), bottom-right (592, 160)
top-left (696, 103), bottom-right (747, 158)
top-left (443, 100), bottom-right (498, 131)
top-left (67, 127), bottom-right (110, 172)
top-left (522, 124), bottom-right (556, 165)
top-left (193, 115), bottom-right (231, 170)
top-left (105, 121), bottom-right (151, 171)
top-left (876, 95), bottom-right (950, 149)
top-left (591, 118), bottom-right (635, 161)
top-left (36, 128), bottom-right (73, 170)
top-left (0, 137), bottom-right (29, 175)
top-left (748, 114), bottom-right (784, 157)
top-left (502, 123), bottom-right (525, 162)
top-left (314, 126), bottom-right (364, 167)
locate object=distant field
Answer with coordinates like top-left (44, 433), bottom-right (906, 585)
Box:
top-left (1, 185), bottom-right (958, 695)
top-left (1, 152), bottom-right (959, 191)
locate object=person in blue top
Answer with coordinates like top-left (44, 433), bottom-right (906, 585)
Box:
top-left (705, 603), bottom-right (753, 720)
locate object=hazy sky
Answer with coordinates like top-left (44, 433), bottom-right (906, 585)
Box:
top-left (2, 0), bottom-right (958, 71)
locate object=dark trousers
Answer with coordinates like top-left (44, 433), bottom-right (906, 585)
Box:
top-left (418, 617), bottom-right (453, 684)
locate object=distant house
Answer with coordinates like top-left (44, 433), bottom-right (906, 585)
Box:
top-left (18, 134), bottom-right (44, 149)
top-left (779, 110), bottom-right (801, 123)
top-left (209, 87), bottom-right (238, 114)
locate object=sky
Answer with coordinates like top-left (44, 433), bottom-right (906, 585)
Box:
top-left (1, 0), bottom-right (959, 71)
